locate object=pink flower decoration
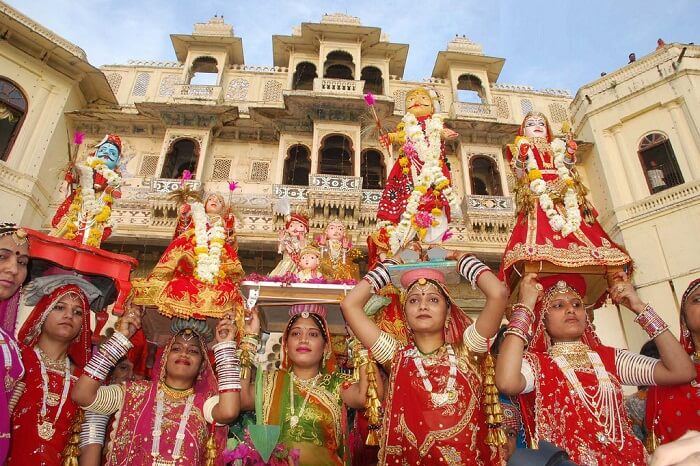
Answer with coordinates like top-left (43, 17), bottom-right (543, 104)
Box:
top-left (414, 211), bottom-right (434, 229)
top-left (73, 131), bottom-right (86, 145)
top-left (441, 230), bottom-right (454, 242)
top-left (182, 170), bottom-right (192, 181)
top-left (228, 180), bottom-right (239, 192)
top-left (363, 92), bottom-right (375, 106)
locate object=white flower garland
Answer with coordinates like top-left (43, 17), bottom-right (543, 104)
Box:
top-left (518, 137), bottom-right (581, 237)
top-left (191, 202), bottom-right (226, 284)
top-left (388, 113), bottom-right (460, 254)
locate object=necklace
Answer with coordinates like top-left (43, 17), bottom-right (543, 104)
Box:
top-left (289, 372), bottom-right (321, 429)
top-left (34, 347), bottom-right (71, 441)
top-left (693, 350), bottom-right (700, 363)
top-left (553, 351), bottom-right (624, 447)
top-left (0, 331), bottom-right (21, 392)
top-left (151, 387), bottom-right (195, 464)
top-left (549, 342), bottom-right (592, 371)
top-left (412, 343), bottom-right (457, 407)
top-left (158, 381), bottom-right (195, 400)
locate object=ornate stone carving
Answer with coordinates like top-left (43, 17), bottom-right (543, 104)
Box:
top-left (106, 73), bottom-right (123, 95)
top-left (493, 96), bottom-right (510, 119)
top-left (132, 72), bottom-right (151, 97)
top-left (225, 78), bottom-right (250, 100)
top-left (158, 74), bottom-right (180, 97)
top-left (320, 13), bottom-right (361, 25)
top-left (263, 80), bottom-right (283, 102)
top-left (446, 35), bottom-right (483, 55)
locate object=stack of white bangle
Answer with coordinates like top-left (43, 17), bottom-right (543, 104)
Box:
top-left (213, 341), bottom-right (241, 392)
top-left (458, 255), bottom-right (490, 288)
top-left (84, 332), bottom-right (133, 382)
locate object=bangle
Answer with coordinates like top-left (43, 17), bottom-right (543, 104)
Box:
top-left (79, 411), bottom-right (110, 448)
top-left (457, 255), bottom-right (490, 288)
top-left (504, 327), bottom-right (530, 345)
top-left (511, 303), bottom-right (534, 321)
top-left (506, 306), bottom-right (534, 344)
top-left (364, 262), bottom-right (391, 293)
top-left (634, 304), bottom-right (669, 339)
top-left (463, 324), bottom-right (488, 353)
top-left (84, 332), bottom-right (133, 382)
top-left (213, 341), bottom-right (241, 392)
top-left (370, 332), bottom-right (398, 365)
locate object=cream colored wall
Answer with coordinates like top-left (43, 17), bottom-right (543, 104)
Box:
top-left (0, 42), bottom-right (89, 227)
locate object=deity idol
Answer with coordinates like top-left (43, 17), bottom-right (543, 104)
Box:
top-left (296, 246), bottom-right (322, 282)
top-left (132, 192), bottom-right (245, 320)
top-left (376, 87), bottom-right (460, 254)
top-left (268, 213), bottom-right (309, 277)
top-left (315, 219), bottom-right (361, 281)
top-left (50, 134), bottom-right (123, 248)
top-left (500, 113), bottom-right (631, 299)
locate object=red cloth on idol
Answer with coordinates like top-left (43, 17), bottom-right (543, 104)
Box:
top-left (376, 115), bottom-right (452, 225)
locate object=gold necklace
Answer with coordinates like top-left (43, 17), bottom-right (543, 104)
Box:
top-left (549, 341), bottom-right (592, 370)
top-left (36, 347), bottom-right (67, 372)
top-left (158, 382), bottom-right (195, 400)
top-left (692, 350), bottom-right (700, 363)
top-left (289, 372), bottom-right (321, 428)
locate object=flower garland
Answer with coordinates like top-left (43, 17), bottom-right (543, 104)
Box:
top-left (62, 156), bottom-right (121, 247)
top-left (191, 202), bottom-right (226, 284)
top-left (387, 113), bottom-right (460, 254)
top-left (516, 136), bottom-right (581, 237)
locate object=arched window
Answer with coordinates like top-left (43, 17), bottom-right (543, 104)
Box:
top-left (188, 56), bottom-right (219, 86)
top-left (456, 74), bottom-right (485, 104)
top-left (361, 66), bottom-right (383, 95)
top-left (292, 62), bottom-right (317, 90)
top-left (361, 149), bottom-right (386, 189)
top-left (283, 144), bottom-right (311, 186)
top-left (638, 133), bottom-right (684, 194)
top-left (161, 139), bottom-right (200, 179)
top-left (469, 156), bottom-right (502, 196)
top-left (319, 134), bottom-right (353, 176)
top-left (323, 51), bottom-right (354, 80)
top-left (0, 78), bottom-right (27, 162)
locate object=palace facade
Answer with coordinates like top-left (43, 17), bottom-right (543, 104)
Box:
top-left (1, 2), bottom-right (698, 351)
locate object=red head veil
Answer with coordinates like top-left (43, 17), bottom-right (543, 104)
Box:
top-left (528, 274), bottom-right (601, 353)
top-left (680, 278), bottom-right (700, 355)
top-left (18, 284), bottom-right (93, 368)
top-left (281, 303), bottom-right (337, 374)
top-left (400, 268), bottom-right (473, 345)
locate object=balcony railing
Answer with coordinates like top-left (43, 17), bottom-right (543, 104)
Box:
top-left (313, 78), bottom-right (365, 96)
top-left (173, 84), bottom-right (222, 101)
top-left (463, 194), bottom-right (514, 214)
top-left (150, 178), bottom-right (202, 194)
top-left (450, 102), bottom-right (497, 120)
top-left (309, 174), bottom-right (362, 192)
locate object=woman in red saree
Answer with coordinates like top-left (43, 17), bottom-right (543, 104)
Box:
top-left (496, 273), bottom-right (695, 466)
top-left (500, 113), bottom-right (631, 289)
top-left (645, 278), bottom-right (700, 448)
top-left (240, 304), bottom-right (373, 466)
top-left (133, 192), bottom-right (245, 320)
top-left (341, 254), bottom-right (508, 465)
top-left (0, 223), bottom-right (29, 464)
top-left (72, 314), bottom-right (241, 466)
top-left (8, 275), bottom-right (98, 466)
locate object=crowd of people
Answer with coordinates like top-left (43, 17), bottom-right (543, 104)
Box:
top-left (0, 221), bottom-right (698, 465)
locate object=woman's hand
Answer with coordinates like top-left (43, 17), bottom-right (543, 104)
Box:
top-left (116, 305), bottom-right (142, 338)
top-left (215, 313), bottom-right (238, 343)
top-left (518, 273), bottom-right (541, 307)
top-left (243, 307), bottom-right (261, 336)
top-left (608, 271), bottom-right (646, 314)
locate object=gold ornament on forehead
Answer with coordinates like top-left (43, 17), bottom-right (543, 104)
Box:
top-left (12, 229), bottom-right (28, 246)
top-left (406, 278), bottom-right (442, 296)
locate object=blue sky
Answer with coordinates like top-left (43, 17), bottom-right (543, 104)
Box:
top-left (7, 0), bottom-right (697, 93)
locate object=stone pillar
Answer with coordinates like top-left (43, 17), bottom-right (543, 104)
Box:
top-left (601, 129), bottom-right (631, 206)
top-left (666, 100), bottom-right (700, 179)
top-left (611, 125), bottom-right (646, 201)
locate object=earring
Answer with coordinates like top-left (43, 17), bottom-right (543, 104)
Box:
top-left (444, 316), bottom-right (451, 330)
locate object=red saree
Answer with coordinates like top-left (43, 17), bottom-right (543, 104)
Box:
top-left (379, 343), bottom-right (501, 465)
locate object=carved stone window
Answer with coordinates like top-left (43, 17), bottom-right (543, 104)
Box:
top-left (520, 98), bottom-right (534, 117)
top-left (360, 149), bottom-right (386, 189)
top-left (132, 72), bottom-right (151, 97)
top-left (494, 96), bottom-right (510, 119)
top-left (548, 103), bottom-right (568, 124)
top-left (0, 78), bottom-right (27, 162)
top-left (161, 138), bottom-right (200, 179)
top-left (138, 155), bottom-right (159, 177)
top-left (456, 74), bottom-right (485, 103)
top-left (159, 74), bottom-right (180, 97)
top-left (283, 145), bottom-right (311, 186)
top-left (292, 62), bottom-right (317, 91)
top-left (319, 134), bottom-right (353, 176)
top-left (249, 160), bottom-right (270, 182)
top-left (393, 89), bottom-right (407, 113)
top-left (638, 133), bottom-right (684, 194)
top-left (188, 56), bottom-right (218, 85)
top-left (211, 158), bottom-right (232, 181)
top-left (263, 81), bottom-right (282, 102)
top-left (469, 156), bottom-right (503, 196)
top-left (106, 73), bottom-right (123, 95)
top-left (323, 51), bottom-right (354, 80)
top-left (225, 78), bottom-right (250, 100)
top-left (361, 66), bottom-right (383, 95)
